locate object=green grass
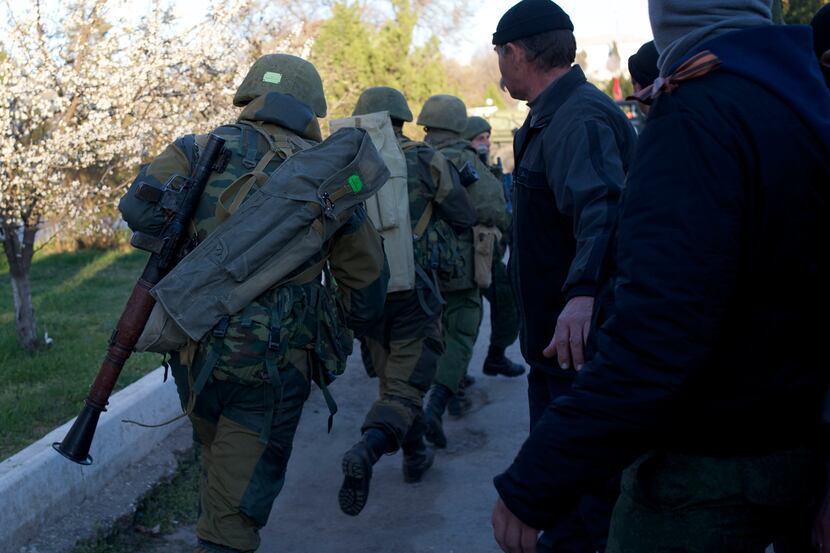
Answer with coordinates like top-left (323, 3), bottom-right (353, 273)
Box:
top-left (70, 448), bottom-right (199, 553)
top-left (0, 248), bottom-right (164, 460)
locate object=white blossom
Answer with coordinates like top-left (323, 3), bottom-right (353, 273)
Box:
top-left (0, 0), bottom-right (282, 237)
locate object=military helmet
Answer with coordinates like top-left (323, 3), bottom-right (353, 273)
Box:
top-left (353, 87), bottom-right (413, 122)
top-left (463, 116), bottom-right (492, 141)
top-left (233, 54), bottom-right (327, 117)
top-left (416, 94), bottom-right (468, 134)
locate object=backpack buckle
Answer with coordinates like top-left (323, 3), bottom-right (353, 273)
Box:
top-left (267, 327), bottom-right (281, 351)
top-left (320, 192), bottom-right (336, 219)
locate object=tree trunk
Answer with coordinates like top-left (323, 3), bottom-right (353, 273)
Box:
top-left (2, 222), bottom-right (42, 351)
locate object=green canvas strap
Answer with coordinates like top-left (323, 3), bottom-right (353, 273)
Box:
top-left (192, 316), bottom-right (230, 396)
top-left (313, 278), bottom-right (339, 432)
top-left (215, 148), bottom-right (278, 223)
top-left (241, 126), bottom-right (259, 169)
top-left (260, 291), bottom-right (294, 444)
top-left (215, 122), bottom-right (310, 223)
top-left (413, 202), bottom-right (433, 239)
top-left (414, 263), bottom-right (445, 316)
top-left (261, 334), bottom-right (283, 444)
top-left (400, 140), bottom-right (420, 153)
top-left (314, 357), bottom-right (338, 434)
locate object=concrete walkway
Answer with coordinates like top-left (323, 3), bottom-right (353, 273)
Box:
top-left (259, 300), bottom-right (529, 553)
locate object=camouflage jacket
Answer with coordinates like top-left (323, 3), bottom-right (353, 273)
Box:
top-left (119, 92), bottom-right (387, 383)
top-left (398, 133), bottom-right (475, 236)
top-left (424, 129), bottom-right (509, 290)
top-left (424, 129), bottom-right (509, 233)
top-left (399, 132), bottom-right (476, 292)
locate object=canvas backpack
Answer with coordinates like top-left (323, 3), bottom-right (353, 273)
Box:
top-left (401, 141), bottom-right (468, 295)
top-left (134, 120), bottom-right (313, 354)
top-left (329, 111), bottom-right (415, 293)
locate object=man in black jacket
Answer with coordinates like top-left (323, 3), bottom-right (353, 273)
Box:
top-left (491, 1), bottom-right (830, 552)
top-left (492, 1), bottom-right (636, 551)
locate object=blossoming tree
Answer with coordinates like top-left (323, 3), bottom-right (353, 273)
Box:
top-left (0, 0), bottom-right (248, 350)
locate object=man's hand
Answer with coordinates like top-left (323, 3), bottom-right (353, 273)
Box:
top-left (493, 498), bottom-right (539, 553)
top-left (543, 296), bottom-right (594, 370)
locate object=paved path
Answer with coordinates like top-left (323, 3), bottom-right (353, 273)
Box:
top-left (260, 300), bottom-right (529, 553)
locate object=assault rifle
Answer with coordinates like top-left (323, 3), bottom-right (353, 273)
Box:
top-left (53, 133), bottom-right (227, 465)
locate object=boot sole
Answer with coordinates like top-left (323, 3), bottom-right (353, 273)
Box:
top-left (338, 451), bottom-right (372, 516)
top-left (482, 367), bottom-right (526, 377)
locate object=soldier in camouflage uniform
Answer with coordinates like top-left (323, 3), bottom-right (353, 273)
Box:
top-left (338, 86), bottom-right (476, 516)
top-left (118, 55), bottom-right (388, 553)
top-left (416, 95), bottom-right (509, 448)
top-left (462, 116), bottom-right (525, 380)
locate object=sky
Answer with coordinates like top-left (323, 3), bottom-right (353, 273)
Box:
top-left (450, 0), bottom-right (653, 64)
top-left (2, 0), bottom-right (655, 68)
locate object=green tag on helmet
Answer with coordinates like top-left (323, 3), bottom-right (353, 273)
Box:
top-left (348, 174), bottom-right (363, 193)
top-left (262, 72), bottom-right (282, 85)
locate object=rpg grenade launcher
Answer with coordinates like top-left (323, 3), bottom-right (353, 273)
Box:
top-left (53, 133), bottom-right (228, 465)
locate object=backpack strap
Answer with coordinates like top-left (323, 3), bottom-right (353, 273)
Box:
top-left (261, 287), bottom-right (293, 443)
top-left (414, 264), bottom-right (445, 315)
top-left (214, 123), bottom-right (310, 223)
top-left (191, 316), bottom-right (230, 396)
top-left (215, 148), bottom-right (278, 222)
top-left (400, 141), bottom-right (421, 153)
top-left (413, 202), bottom-right (433, 239)
top-left (241, 126), bottom-right (259, 169)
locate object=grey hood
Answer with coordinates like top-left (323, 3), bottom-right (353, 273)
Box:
top-left (649, 0), bottom-right (773, 76)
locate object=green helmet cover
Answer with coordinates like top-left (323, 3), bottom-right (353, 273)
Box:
top-left (416, 94), bottom-right (468, 134)
top-left (463, 116), bottom-right (492, 141)
top-left (353, 86), bottom-right (413, 122)
top-left (233, 54), bottom-right (327, 117)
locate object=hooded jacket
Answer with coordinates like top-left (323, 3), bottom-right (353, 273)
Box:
top-left (494, 24), bottom-right (830, 531)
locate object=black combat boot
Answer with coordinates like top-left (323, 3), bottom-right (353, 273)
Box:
top-left (402, 438), bottom-right (435, 483)
top-left (401, 413), bottom-right (435, 483)
top-left (482, 345), bottom-right (526, 377)
top-left (460, 373), bottom-right (476, 388)
top-left (447, 379), bottom-right (472, 418)
top-left (424, 384), bottom-right (452, 448)
top-left (339, 428), bottom-right (393, 516)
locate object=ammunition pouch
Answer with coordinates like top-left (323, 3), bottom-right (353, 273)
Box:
top-left (472, 224), bottom-right (501, 289)
top-left (413, 218), bottom-right (466, 291)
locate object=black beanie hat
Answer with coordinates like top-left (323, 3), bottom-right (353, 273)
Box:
top-left (492, 0), bottom-right (574, 45)
top-left (628, 41), bottom-right (660, 88)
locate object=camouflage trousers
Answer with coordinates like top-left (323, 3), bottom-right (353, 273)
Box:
top-left (171, 350), bottom-right (312, 552)
top-left (481, 254), bottom-right (519, 350)
top-left (606, 448), bottom-right (820, 553)
top-left (433, 287), bottom-right (483, 394)
top-left (360, 289), bottom-right (443, 445)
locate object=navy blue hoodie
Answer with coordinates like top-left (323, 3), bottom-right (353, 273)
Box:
top-left (494, 25), bottom-right (830, 530)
